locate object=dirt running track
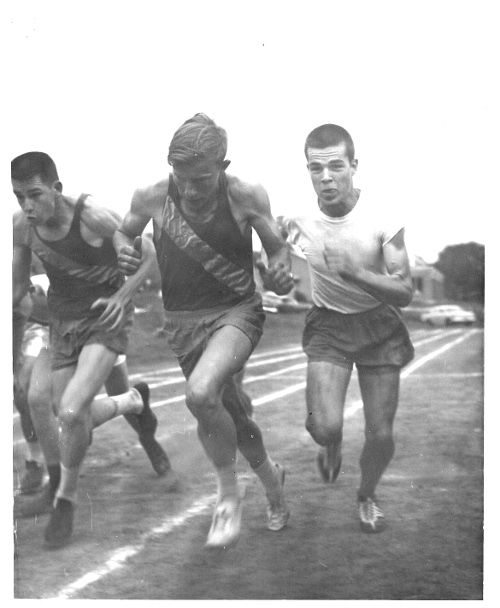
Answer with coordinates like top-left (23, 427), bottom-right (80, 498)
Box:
top-left (12, 308), bottom-right (483, 600)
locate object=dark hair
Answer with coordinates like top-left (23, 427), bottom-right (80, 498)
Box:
top-left (11, 152), bottom-right (59, 184)
top-left (168, 113), bottom-right (228, 166)
top-left (304, 124), bottom-right (355, 162)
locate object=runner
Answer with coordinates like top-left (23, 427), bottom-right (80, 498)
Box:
top-left (12, 152), bottom-right (175, 549)
top-left (114, 113), bottom-right (294, 548)
top-left (13, 279), bottom-right (50, 495)
top-left (282, 123), bottom-right (414, 533)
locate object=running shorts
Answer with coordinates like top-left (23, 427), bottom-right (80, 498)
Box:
top-left (50, 302), bottom-right (134, 370)
top-left (162, 293), bottom-right (265, 378)
top-left (302, 303), bottom-right (414, 372)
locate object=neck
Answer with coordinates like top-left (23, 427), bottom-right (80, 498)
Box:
top-left (320, 188), bottom-right (360, 218)
top-left (181, 194), bottom-right (218, 223)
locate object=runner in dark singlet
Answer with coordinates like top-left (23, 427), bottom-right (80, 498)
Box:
top-left (115, 114), bottom-right (294, 548)
top-left (12, 152), bottom-right (176, 549)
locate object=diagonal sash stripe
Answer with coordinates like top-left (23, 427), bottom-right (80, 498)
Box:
top-left (160, 196), bottom-right (253, 296)
top-left (27, 229), bottom-right (122, 287)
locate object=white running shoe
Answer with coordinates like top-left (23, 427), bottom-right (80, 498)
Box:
top-left (357, 494), bottom-right (386, 533)
top-left (205, 496), bottom-right (243, 549)
top-left (266, 463), bottom-right (290, 532)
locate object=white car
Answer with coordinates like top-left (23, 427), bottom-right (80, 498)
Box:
top-left (420, 305), bottom-right (476, 326)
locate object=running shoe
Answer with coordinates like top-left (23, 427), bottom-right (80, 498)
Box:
top-left (357, 494), bottom-right (386, 533)
top-left (205, 496), bottom-right (243, 549)
top-left (19, 460), bottom-right (44, 495)
top-left (15, 484), bottom-right (54, 518)
top-left (266, 463), bottom-right (290, 531)
top-left (44, 498), bottom-right (74, 549)
top-left (317, 445), bottom-right (342, 483)
top-left (126, 383), bottom-right (175, 478)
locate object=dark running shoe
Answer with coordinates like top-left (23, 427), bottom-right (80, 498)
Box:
top-left (15, 484), bottom-right (54, 518)
top-left (19, 460), bottom-right (44, 495)
top-left (357, 494), bottom-right (386, 533)
top-left (44, 498), bottom-right (74, 549)
top-left (126, 383), bottom-right (175, 478)
top-left (316, 445), bottom-right (342, 483)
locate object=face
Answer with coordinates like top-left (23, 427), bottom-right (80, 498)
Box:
top-left (172, 157), bottom-right (223, 208)
top-left (12, 175), bottom-right (61, 226)
top-left (306, 143), bottom-right (358, 216)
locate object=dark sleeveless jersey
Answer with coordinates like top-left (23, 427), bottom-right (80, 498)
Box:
top-left (25, 194), bottom-right (124, 320)
top-left (153, 173), bottom-right (256, 311)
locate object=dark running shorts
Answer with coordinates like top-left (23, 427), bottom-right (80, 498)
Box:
top-left (302, 303), bottom-right (414, 372)
top-left (162, 293), bottom-right (265, 378)
top-left (50, 302), bottom-right (134, 370)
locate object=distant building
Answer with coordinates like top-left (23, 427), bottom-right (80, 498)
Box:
top-left (409, 254), bottom-right (444, 303)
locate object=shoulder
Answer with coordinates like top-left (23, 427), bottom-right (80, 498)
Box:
top-left (81, 195), bottom-right (121, 220)
top-left (80, 195), bottom-right (122, 229)
top-left (225, 174), bottom-right (270, 215)
top-left (13, 210), bottom-right (30, 244)
top-left (132, 179), bottom-right (170, 209)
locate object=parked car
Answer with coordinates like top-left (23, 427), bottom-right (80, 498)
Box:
top-left (420, 305), bottom-right (476, 326)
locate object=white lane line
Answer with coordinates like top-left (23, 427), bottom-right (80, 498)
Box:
top-left (11, 329), bottom-right (474, 446)
top-left (52, 494), bottom-right (217, 600)
top-left (127, 345), bottom-right (304, 381)
top-left (46, 329), bottom-right (477, 599)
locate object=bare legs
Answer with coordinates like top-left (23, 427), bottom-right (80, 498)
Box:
top-left (305, 360), bottom-right (400, 497)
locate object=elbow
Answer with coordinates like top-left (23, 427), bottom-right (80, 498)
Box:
top-left (396, 284), bottom-right (414, 308)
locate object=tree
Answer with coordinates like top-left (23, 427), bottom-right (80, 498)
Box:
top-left (434, 242), bottom-right (484, 302)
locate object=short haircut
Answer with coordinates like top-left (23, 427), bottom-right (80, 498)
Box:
top-left (304, 124), bottom-right (355, 162)
top-left (11, 152), bottom-right (59, 184)
top-left (168, 113), bottom-right (228, 166)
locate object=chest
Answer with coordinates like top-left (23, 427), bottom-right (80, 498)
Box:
top-left (294, 218), bottom-right (384, 266)
top-left (37, 220), bottom-right (104, 248)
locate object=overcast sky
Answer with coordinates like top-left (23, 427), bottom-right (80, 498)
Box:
top-left (7, 0), bottom-right (496, 263)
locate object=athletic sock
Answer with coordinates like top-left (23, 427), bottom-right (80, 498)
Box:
top-left (109, 388), bottom-right (143, 418)
top-left (47, 463), bottom-right (61, 497)
top-left (55, 464), bottom-right (81, 504)
top-left (254, 456), bottom-right (280, 504)
top-left (216, 460), bottom-right (238, 502)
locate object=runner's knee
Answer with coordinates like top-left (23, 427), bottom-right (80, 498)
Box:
top-left (306, 416), bottom-right (343, 446)
top-left (185, 377), bottom-right (219, 417)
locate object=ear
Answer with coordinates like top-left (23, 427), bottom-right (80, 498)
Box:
top-left (54, 180), bottom-right (63, 193)
top-left (221, 160), bottom-right (231, 170)
top-left (350, 159), bottom-right (358, 175)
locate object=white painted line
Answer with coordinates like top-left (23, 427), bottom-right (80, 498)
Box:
top-left (53, 494), bottom-right (217, 600)
top-left (46, 328), bottom-right (478, 598)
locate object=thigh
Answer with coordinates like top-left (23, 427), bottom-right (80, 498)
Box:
top-left (28, 347), bottom-right (53, 404)
top-left (58, 343), bottom-right (118, 413)
top-left (306, 361), bottom-right (352, 425)
top-left (189, 325), bottom-right (253, 397)
top-left (104, 358), bottom-right (129, 396)
top-left (358, 367), bottom-right (400, 434)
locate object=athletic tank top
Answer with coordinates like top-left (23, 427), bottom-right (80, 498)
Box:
top-left (26, 194), bottom-right (124, 319)
top-left (153, 173), bottom-right (255, 311)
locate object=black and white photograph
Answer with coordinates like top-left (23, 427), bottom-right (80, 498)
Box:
top-left (7, 0), bottom-right (493, 601)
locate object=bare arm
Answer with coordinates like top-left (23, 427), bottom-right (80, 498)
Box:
top-left (325, 229), bottom-right (414, 307)
top-left (235, 182), bottom-right (294, 295)
top-left (78, 196), bottom-right (156, 327)
top-left (12, 213), bottom-right (32, 309)
top-left (114, 186), bottom-right (163, 275)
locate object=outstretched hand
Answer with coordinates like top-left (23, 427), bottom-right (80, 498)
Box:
top-left (118, 236), bottom-right (143, 276)
top-left (91, 295), bottom-right (127, 331)
top-left (256, 259), bottom-right (294, 296)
